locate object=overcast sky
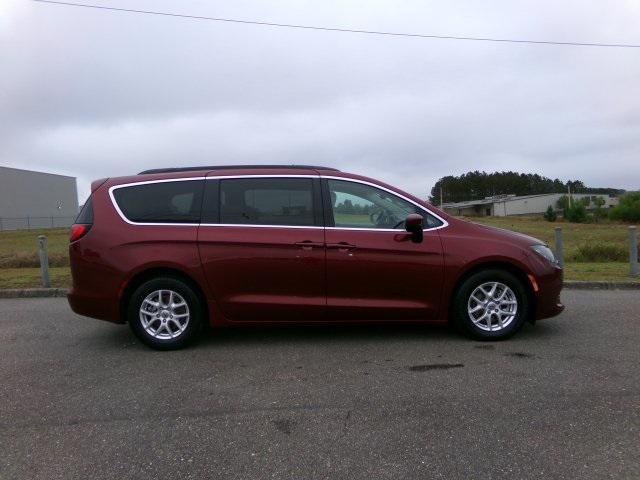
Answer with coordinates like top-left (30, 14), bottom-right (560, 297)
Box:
top-left (1, 0), bottom-right (639, 202)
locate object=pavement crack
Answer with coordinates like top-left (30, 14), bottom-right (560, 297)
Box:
top-left (341, 409), bottom-right (352, 437)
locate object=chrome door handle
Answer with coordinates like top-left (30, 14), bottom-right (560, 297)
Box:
top-left (326, 242), bottom-right (356, 250)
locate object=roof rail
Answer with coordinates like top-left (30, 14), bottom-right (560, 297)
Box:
top-left (138, 165), bottom-right (340, 175)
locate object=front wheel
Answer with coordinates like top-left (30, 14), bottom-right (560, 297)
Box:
top-left (452, 269), bottom-right (529, 340)
top-left (127, 277), bottom-right (203, 350)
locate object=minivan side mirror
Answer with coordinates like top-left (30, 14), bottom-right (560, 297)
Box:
top-left (404, 214), bottom-right (424, 243)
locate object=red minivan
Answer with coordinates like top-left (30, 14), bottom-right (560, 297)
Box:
top-left (68, 165), bottom-right (564, 349)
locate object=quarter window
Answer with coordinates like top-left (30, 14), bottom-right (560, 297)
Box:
top-left (327, 179), bottom-right (442, 229)
top-left (112, 180), bottom-right (204, 223)
top-left (219, 178), bottom-right (316, 226)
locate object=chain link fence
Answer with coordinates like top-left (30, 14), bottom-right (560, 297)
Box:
top-left (0, 216), bottom-right (76, 231)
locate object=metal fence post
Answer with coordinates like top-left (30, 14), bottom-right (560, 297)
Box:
top-left (554, 227), bottom-right (564, 267)
top-left (37, 235), bottom-right (51, 288)
top-left (630, 226), bottom-right (638, 277)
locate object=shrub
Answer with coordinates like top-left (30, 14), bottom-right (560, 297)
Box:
top-left (609, 192), bottom-right (640, 222)
top-left (569, 243), bottom-right (628, 262)
top-left (563, 202), bottom-right (588, 223)
top-left (543, 205), bottom-right (557, 222)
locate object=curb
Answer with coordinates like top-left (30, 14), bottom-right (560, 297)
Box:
top-left (0, 282), bottom-right (639, 299)
top-left (0, 288), bottom-right (69, 299)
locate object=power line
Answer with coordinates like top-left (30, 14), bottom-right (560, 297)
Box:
top-left (32, 0), bottom-right (640, 49)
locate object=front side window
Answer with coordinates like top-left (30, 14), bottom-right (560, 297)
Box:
top-left (220, 178), bottom-right (316, 226)
top-left (328, 179), bottom-right (442, 229)
top-left (112, 180), bottom-right (204, 223)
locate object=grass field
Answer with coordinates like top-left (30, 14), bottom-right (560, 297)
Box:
top-left (0, 228), bottom-right (69, 268)
top-left (467, 216), bottom-right (632, 262)
top-left (0, 217), bottom-right (637, 288)
top-left (0, 267), bottom-right (71, 289)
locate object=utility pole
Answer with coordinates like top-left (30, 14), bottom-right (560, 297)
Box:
top-left (440, 187), bottom-right (443, 206)
top-left (568, 184), bottom-right (572, 207)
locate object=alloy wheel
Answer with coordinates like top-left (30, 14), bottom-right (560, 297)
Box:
top-left (467, 281), bottom-right (518, 332)
top-left (139, 289), bottom-right (190, 340)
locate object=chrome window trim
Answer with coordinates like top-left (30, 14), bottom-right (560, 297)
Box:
top-left (321, 175), bottom-right (449, 232)
top-left (107, 174), bottom-right (449, 231)
top-left (108, 177), bottom-right (205, 226)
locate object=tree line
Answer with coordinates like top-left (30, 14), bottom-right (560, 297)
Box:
top-left (429, 171), bottom-right (623, 206)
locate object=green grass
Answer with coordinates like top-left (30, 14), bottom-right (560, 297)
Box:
top-left (563, 263), bottom-right (640, 282)
top-left (0, 228), bottom-right (70, 268)
top-left (467, 216), bottom-right (632, 262)
top-left (333, 213), bottom-right (373, 227)
top-left (0, 267), bottom-right (71, 289)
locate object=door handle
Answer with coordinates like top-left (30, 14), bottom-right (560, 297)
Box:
top-left (294, 241), bottom-right (324, 250)
top-left (326, 242), bottom-right (357, 251)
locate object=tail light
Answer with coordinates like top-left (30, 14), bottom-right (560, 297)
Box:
top-left (70, 224), bottom-right (91, 243)
top-left (70, 195), bottom-right (94, 243)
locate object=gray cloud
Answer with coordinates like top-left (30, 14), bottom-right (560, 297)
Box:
top-left (1, 0), bottom-right (639, 202)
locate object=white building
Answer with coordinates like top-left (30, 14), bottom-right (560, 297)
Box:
top-left (0, 165), bottom-right (79, 230)
top-left (442, 193), bottom-right (618, 217)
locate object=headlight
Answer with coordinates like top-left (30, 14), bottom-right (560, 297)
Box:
top-left (531, 244), bottom-right (557, 264)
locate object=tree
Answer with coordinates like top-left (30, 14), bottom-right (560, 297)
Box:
top-left (610, 192), bottom-right (640, 222)
top-left (543, 205), bottom-right (557, 222)
top-left (429, 171), bottom-right (624, 205)
top-left (556, 195), bottom-right (570, 210)
top-left (592, 197), bottom-right (607, 222)
top-left (563, 198), bottom-right (589, 223)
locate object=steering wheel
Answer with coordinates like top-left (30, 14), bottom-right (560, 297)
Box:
top-left (370, 209), bottom-right (398, 228)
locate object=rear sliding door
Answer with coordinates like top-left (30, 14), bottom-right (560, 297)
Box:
top-left (197, 176), bottom-right (326, 322)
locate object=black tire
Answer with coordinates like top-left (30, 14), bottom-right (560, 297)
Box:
top-left (127, 276), bottom-right (203, 350)
top-left (452, 269), bottom-right (528, 340)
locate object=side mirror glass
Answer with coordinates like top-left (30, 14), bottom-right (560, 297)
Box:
top-left (404, 214), bottom-right (424, 243)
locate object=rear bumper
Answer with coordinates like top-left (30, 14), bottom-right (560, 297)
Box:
top-left (534, 266), bottom-right (565, 320)
top-left (67, 289), bottom-right (123, 324)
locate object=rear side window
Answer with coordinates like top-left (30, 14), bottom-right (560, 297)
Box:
top-left (75, 196), bottom-right (94, 224)
top-left (112, 180), bottom-right (204, 224)
top-left (219, 178), bottom-right (315, 226)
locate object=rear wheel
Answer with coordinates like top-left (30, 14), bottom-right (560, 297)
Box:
top-left (453, 269), bottom-right (528, 340)
top-left (127, 277), bottom-right (203, 350)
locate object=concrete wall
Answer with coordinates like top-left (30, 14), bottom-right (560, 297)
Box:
top-left (493, 193), bottom-right (618, 217)
top-left (0, 166), bottom-right (79, 230)
top-left (443, 204), bottom-right (493, 217)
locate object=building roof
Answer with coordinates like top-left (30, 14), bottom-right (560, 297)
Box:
top-left (0, 165), bottom-right (76, 180)
top-left (442, 192), bottom-right (606, 209)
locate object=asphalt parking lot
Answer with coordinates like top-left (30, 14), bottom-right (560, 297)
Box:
top-left (1, 291), bottom-right (639, 479)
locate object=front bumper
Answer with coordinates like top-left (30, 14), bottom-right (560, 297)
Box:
top-left (534, 265), bottom-right (565, 320)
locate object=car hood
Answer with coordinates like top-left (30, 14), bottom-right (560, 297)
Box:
top-left (466, 221), bottom-right (544, 247)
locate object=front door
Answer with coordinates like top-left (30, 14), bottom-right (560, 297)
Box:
top-left (323, 178), bottom-right (444, 321)
top-left (198, 176), bottom-right (326, 322)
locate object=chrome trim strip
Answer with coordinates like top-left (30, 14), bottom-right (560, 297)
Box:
top-left (107, 173), bottom-right (449, 231)
top-left (200, 224), bottom-right (323, 229)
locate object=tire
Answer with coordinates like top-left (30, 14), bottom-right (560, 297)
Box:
top-left (452, 269), bottom-right (528, 340)
top-left (127, 276), bottom-right (203, 350)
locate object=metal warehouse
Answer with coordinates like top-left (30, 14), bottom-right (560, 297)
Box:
top-left (441, 193), bottom-right (619, 217)
top-left (0, 165), bottom-right (79, 230)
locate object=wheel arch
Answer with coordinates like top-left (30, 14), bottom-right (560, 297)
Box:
top-left (447, 260), bottom-right (537, 324)
top-left (119, 266), bottom-right (209, 324)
